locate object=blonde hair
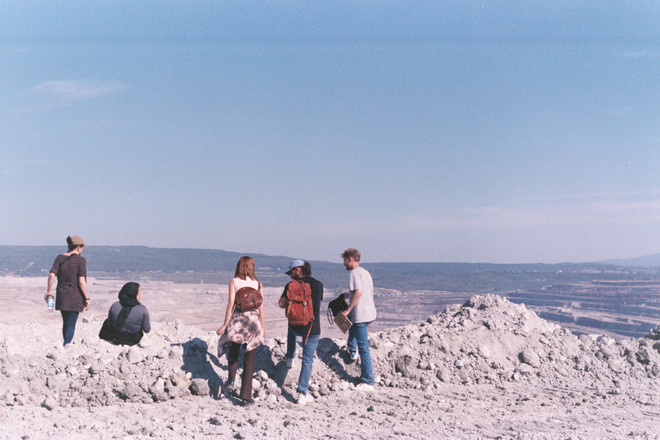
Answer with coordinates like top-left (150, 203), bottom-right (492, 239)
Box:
top-left (234, 256), bottom-right (258, 281)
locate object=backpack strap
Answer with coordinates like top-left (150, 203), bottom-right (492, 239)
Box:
top-left (303, 317), bottom-right (313, 345)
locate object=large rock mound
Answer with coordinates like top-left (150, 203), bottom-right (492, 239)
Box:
top-left (367, 294), bottom-right (660, 392)
top-left (1, 295), bottom-right (658, 409)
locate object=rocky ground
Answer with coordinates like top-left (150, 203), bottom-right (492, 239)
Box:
top-left (1, 294), bottom-right (659, 439)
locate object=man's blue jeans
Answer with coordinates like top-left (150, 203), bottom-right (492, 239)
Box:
top-left (60, 310), bottom-right (79, 346)
top-left (347, 321), bottom-right (374, 385)
top-left (285, 327), bottom-right (320, 395)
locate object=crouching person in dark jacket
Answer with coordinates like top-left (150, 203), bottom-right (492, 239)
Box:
top-left (100, 282), bottom-right (151, 346)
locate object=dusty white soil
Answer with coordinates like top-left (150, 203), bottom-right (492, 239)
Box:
top-left (1, 276), bottom-right (659, 439)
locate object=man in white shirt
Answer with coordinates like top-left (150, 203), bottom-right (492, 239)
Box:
top-left (339, 248), bottom-right (377, 391)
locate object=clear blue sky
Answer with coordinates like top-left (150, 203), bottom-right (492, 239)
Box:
top-left (1, 1), bottom-right (658, 264)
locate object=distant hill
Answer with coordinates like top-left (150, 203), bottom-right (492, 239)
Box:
top-left (0, 245), bottom-right (291, 276)
top-left (2, 246), bottom-right (659, 338)
top-left (0, 245), bottom-right (650, 291)
top-left (602, 253), bottom-right (660, 268)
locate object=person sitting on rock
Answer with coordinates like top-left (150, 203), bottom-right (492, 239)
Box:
top-left (100, 282), bottom-right (151, 346)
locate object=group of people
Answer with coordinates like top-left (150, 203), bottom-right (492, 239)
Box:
top-left (45, 236), bottom-right (151, 347)
top-left (216, 248), bottom-right (377, 406)
top-left (45, 236), bottom-right (377, 406)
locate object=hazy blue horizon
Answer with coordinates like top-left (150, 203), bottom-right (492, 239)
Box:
top-left (1, 2), bottom-right (658, 264)
top-left (2, 243), bottom-right (658, 267)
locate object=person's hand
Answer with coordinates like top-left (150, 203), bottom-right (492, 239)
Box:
top-left (278, 297), bottom-right (287, 308)
top-left (44, 292), bottom-right (53, 302)
top-left (216, 325), bottom-right (227, 335)
top-left (84, 298), bottom-right (91, 311)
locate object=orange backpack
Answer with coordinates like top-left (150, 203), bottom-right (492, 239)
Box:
top-left (285, 280), bottom-right (314, 328)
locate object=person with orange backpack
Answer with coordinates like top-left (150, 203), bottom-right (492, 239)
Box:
top-left (278, 259), bottom-right (323, 405)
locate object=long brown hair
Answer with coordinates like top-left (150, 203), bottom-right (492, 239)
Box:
top-left (234, 256), bottom-right (258, 281)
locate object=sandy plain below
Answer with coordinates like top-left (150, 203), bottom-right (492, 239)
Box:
top-left (0, 275), bottom-right (352, 339)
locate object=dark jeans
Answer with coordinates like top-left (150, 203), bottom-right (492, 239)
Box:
top-left (227, 342), bottom-right (256, 401)
top-left (60, 310), bottom-right (79, 346)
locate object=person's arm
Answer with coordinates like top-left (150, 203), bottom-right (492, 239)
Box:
top-left (258, 282), bottom-right (266, 339)
top-left (216, 280), bottom-right (236, 335)
top-left (78, 257), bottom-right (89, 310)
top-left (340, 288), bottom-right (362, 320)
top-left (79, 276), bottom-right (90, 311)
top-left (278, 284), bottom-right (289, 308)
top-left (45, 272), bottom-right (56, 301)
top-left (313, 281), bottom-right (324, 317)
top-left (142, 308), bottom-right (151, 333)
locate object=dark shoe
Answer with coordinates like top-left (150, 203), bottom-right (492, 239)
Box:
top-left (240, 398), bottom-right (254, 406)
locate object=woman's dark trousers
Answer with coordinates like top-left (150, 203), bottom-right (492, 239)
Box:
top-left (227, 342), bottom-right (256, 401)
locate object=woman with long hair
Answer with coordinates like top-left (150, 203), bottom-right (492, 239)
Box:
top-left (101, 282), bottom-right (151, 346)
top-left (45, 235), bottom-right (90, 346)
top-left (216, 256), bottom-right (265, 405)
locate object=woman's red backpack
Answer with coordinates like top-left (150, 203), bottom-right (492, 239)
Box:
top-left (285, 280), bottom-right (314, 327)
top-left (235, 286), bottom-right (263, 312)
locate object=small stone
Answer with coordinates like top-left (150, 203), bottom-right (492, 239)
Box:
top-left (120, 361), bottom-right (131, 375)
top-left (127, 347), bottom-right (142, 364)
top-left (3, 392), bottom-right (15, 406)
top-left (516, 363), bottom-right (535, 376)
top-left (191, 378), bottom-right (210, 396)
top-left (519, 350), bottom-right (541, 368)
top-left (42, 397), bottom-right (58, 410)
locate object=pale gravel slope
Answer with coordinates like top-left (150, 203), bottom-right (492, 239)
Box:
top-left (1, 295), bottom-right (659, 439)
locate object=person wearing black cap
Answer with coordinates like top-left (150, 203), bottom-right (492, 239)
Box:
top-left (278, 259), bottom-right (323, 405)
top-left (45, 235), bottom-right (90, 346)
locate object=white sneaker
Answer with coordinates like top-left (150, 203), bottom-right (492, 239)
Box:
top-left (285, 357), bottom-right (294, 368)
top-left (296, 393), bottom-right (313, 406)
top-left (354, 383), bottom-right (375, 392)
